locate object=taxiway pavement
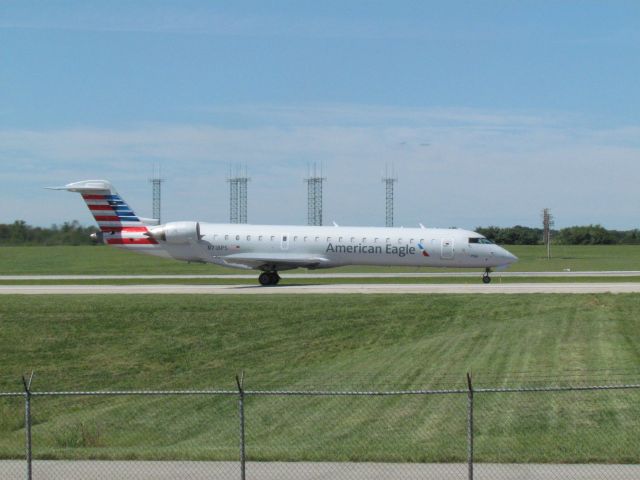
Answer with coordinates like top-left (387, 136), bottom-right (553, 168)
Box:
top-left (2, 460), bottom-right (639, 479)
top-left (1, 271), bottom-right (640, 280)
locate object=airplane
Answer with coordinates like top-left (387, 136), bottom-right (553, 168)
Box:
top-left (50, 180), bottom-right (518, 285)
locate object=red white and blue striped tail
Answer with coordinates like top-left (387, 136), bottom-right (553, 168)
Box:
top-left (48, 180), bottom-right (159, 247)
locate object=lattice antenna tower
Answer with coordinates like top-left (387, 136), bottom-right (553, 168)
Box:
top-left (228, 164), bottom-right (250, 224)
top-left (542, 208), bottom-right (555, 260)
top-left (149, 164), bottom-right (165, 224)
top-left (304, 162), bottom-right (326, 226)
top-left (382, 164), bottom-right (398, 227)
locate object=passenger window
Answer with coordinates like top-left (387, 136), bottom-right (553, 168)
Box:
top-left (362, 237), bottom-right (366, 243)
top-left (247, 235), bottom-right (251, 241)
top-left (236, 235), bottom-right (240, 241)
top-left (224, 235), bottom-right (229, 240)
top-left (327, 237), bottom-right (332, 242)
top-left (420, 238), bottom-right (424, 244)
top-left (409, 239), bottom-right (414, 244)
top-left (339, 236), bottom-right (343, 242)
top-left (294, 236), bottom-right (298, 241)
top-left (283, 235), bottom-right (288, 242)
top-left (315, 236), bottom-right (320, 242)
top-left (374, 237), bottom-right (379, 243)
top-left (304, 236), bottom-right (308, 242)
top-left (259, 236), bottom-right (263, 241)
top-left (271, 235), bottom-right (275, 241)
top-left (398, 238), bottom-right (403, 244)
top-left (386, 237), bottom-right (390, 243)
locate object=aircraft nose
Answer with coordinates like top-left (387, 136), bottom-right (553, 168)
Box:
top-left (503, 248), bottom-right (518, 263)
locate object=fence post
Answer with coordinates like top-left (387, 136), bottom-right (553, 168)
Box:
top-left (236, 372), bottom-right (246, 480)
top-left (22, 372), bottom-right (34, 480)
top-left (466, 372), bottom-right (474, 480)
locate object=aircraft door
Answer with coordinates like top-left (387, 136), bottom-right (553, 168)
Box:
top-left (441, 239), bottom-right (455, 259)
top-left (281, 234), bottom-right (289, 250)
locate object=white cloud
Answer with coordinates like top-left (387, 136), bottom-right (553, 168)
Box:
top-left (1, 105), bottom-right (638, 229)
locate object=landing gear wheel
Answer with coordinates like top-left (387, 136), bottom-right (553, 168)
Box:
top-left (482, 268), bottom-right (492, 284)
top-left (258, 272), bottom-right (280, 286)
top-left (269, 272), bottom-right (281, 285)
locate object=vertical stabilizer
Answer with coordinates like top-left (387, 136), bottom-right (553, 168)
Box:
top-left (48, 180), bottom-right (158, 247)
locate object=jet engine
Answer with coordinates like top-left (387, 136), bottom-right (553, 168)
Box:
top-left (145, 221), bottom-right (202, 244)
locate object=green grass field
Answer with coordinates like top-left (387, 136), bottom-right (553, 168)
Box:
top-left (2, 244), bottom-right (640, 276)
top-left (1, 294), bottom-right (640, 462)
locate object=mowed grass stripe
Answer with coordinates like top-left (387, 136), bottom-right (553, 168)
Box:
top-left (1, 294), bottom-right (640, 462)
top-left (3, 244), bottom-right (640, 275)
top-left (1, 294), bottom-right (639, 388)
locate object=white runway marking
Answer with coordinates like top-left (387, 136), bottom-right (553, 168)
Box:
top-left (2, 283), bottom-right (640, 294)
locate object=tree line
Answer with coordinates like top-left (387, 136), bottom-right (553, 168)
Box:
top-left (476, 225), bottom-right (640, 245)
top-left (0, 220), bottom-right (98, 246)
top-left (1, 220), bottom-right (640, 246)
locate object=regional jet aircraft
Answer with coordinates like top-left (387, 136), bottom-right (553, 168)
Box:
top-left (50, 180), bottom-right (518, 285)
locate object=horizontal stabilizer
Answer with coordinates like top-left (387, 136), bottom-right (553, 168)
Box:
top-left (46, 180), bottom-right (114, 193)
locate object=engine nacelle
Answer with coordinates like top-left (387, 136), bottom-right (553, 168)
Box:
top-left (146, 221), bottom-right (202, 244)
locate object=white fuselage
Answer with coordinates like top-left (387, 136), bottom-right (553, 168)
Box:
top-left (54, 180), bottom-right (517, 284)
top-left (129, 223), bottom-right (518, 270)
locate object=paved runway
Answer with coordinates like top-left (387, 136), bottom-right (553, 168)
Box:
top-left (3, 461), bottom-right (640, 480)
top-left (2, 282), bottom-right (640, 294)
top-left (1, 271), bottom-right (640, 280)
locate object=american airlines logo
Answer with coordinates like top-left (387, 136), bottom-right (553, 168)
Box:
top-left (326, 243), bottom-right (423, 258)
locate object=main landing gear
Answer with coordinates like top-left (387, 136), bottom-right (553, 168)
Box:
top-left (258, 271), bottom-right (281, 286)
top-left (482, 268), bottom-right (492, 284)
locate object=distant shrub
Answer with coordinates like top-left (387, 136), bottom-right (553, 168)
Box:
top-left (555, 225), bottom-right (616, 245)
top-left (476, 224), bottom-right (639, 245)
top-left (476, 225), bottom-right (543, 245)
top-left (0, 220), bottom-right (97, 246)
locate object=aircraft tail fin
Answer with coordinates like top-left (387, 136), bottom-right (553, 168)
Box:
top-left (48, 180), bottom-right (158, 246)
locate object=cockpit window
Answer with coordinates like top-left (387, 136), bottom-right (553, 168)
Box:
top-left (469, 237), bottom-right (493, 244)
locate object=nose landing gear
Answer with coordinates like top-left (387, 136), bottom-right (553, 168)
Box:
top-left (258, 271), bottom-right (281, 286)
top-left (482, 268), bottom-right (492, 284)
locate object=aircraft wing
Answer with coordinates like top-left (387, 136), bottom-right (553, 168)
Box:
top-left (219, 253), bottom-right (331, 271)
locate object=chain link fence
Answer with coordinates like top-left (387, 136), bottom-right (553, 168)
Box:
top-left (1, 377), bottom-right (640, 479)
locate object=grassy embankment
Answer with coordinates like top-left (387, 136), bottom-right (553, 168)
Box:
top-left (1, 245), bottom-right (640, 285)
top-left (1, 294), bottom-right (639, 462)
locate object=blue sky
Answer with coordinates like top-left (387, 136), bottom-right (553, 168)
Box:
top-left (1, 1), bottom-right (639, 229)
